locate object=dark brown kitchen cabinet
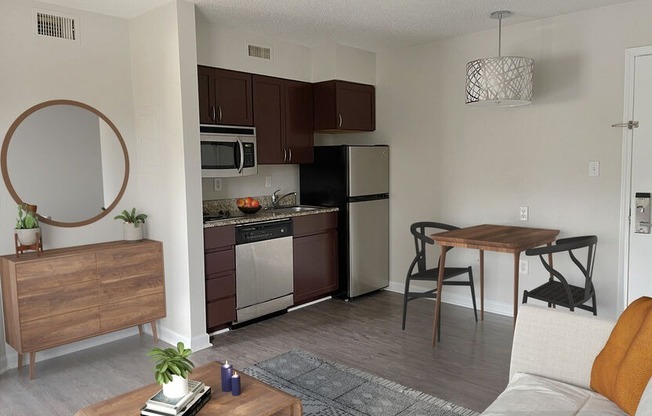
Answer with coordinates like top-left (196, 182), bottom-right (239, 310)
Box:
top-left (204, 225), bottom-right (236, 332)
top-left (293, 212), bottom-right (338, 305)
top-left (313, 80), bottom-right (375, 132)
top-left (253, 75), bottom-right (313, 164)
top-left (198, 66), bottom-right (253, 126)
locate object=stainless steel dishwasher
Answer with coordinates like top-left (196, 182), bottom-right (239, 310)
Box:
top-left (235, 219), bottom-right (293, 324)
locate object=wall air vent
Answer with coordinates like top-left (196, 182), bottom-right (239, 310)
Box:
top-left (36, 11), bottom-right (76, 40)
top-left (247, 44), bottom-right (272, 60)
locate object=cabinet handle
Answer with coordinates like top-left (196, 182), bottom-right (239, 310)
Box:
top-left (217, 106), bottom-right (223, 121)
top-left (211, 106), bottom-right (216, 121)
top-left (288, 148), bottom-right (292, 162)
top-left (283, 148), bottom-right (288, 162)
top-left (338, 114), bottom-right (343, 128)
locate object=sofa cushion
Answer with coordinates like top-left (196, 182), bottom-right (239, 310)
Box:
top-left (481, 373), bottom-right (626, 416)
top-left (591, 296), bottom-right (652, 415)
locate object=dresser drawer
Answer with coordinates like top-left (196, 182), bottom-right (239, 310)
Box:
top-left (18, 280), bottom-right (98, 323)
top-left (21, 307), bottom-right (100, 351)
top-left (97, 242), bottom-right (164, 282)
top-left (100, 291), bottom-right (166, 333)
top-left (15, 254), bottom-right (96, 295)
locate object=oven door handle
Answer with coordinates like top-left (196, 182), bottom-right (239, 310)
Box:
top-left (237, 139), bottom-right (245, 174)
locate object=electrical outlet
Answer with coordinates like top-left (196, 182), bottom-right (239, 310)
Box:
top-left (519, 260), bottom-right (529, 275)
top-left (519, 206), bottom-right (529, 221)
top-left (213, 178), bottom-right (222, 192)
top-left (265, 176), bottom-right (272, 188)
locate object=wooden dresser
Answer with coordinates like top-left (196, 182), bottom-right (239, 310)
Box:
top-left (0, 239), bottom-right (166, 379)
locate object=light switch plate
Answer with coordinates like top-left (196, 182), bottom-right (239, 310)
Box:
top-left (213, 178), bottom-right (222, 192)
top-left (589, 161), bottom-right (600, 177)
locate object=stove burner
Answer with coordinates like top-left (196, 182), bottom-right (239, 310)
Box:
top-left (203, 210), bottom-right (245, 223)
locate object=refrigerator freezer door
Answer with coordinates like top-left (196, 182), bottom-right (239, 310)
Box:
top-left (347, 146), bottom-right (389, 197)
top-left (348, 198), bottom-right (389, 297)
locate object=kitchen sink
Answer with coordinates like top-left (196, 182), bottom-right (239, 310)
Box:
top-left (266, 205), bottom-right (321, 214)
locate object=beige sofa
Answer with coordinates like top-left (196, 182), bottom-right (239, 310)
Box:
top-left (481, 304), bottom-right (652, 416)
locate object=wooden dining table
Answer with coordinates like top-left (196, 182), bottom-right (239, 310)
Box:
top-left (430, 224), bottom-right (560, 346)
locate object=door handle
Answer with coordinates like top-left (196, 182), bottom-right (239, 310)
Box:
top-left (338, 114), bottom-right (343, 128)
top-left (211, 106), bottom-right (216, 121)
top-left (283, 148), bottom-right (288, 162)
top-left (288, 148), bottom-right (292, 162)
top-left (218, 106), bottom-right (223, 122)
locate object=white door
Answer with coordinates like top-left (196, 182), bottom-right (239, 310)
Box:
top-left (620, 46), bottom-right (652, 308)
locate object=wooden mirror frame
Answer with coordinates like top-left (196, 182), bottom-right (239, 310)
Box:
top-left (1, 100), bottom-right (130, 227)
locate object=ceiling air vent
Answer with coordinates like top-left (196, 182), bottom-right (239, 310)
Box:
top-left (36, 11), bottom-right (76, 40)
top-left (248, 44), bottom-right (272, 60)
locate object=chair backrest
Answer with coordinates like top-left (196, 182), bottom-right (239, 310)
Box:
top-left (525, 235), bottom-right (598, 300)
top-left (410, 222), bottom-right (459, 273)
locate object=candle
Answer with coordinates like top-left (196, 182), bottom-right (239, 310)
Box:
top-left (231, 371), bottom-right (241, 396)
top-left (221, 361), bottom-right (233, 392)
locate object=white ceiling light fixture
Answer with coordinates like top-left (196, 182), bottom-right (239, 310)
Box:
top-left (465, 11), bottom-right (534, 107)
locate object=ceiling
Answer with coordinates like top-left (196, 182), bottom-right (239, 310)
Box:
top-left (38, 0), bottom-right (635, 50)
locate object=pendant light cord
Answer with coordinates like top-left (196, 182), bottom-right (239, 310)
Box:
top-left (498, 13), bottom-right (502, 57)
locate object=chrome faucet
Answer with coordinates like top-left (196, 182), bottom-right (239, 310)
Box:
top-left (272, 189), bottom-right (297, 208)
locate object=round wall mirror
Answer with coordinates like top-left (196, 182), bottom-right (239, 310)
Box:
top-left (1, 100), bottom-right (129, 227)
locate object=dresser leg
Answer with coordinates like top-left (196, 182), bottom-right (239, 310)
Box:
top-left (17, 353), bottom-right (23, 372)
top-left (29, 352), bottom-right (36, 380)
top-left (150, 321), bottom-right (158, 342)
top-left (138, 324), bottom-right (144, 336)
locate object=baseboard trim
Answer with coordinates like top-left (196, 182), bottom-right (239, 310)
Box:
top-left (3, 327), bottom-right (139, 370)
top-left (157, 326), bottom-right (212, 352)
top-left (0, 353), bottom-right (8, 375)
top-left (385, 281), bottom-right (513, 317)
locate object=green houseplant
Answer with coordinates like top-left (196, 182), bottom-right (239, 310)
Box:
top-left (148, 342), bottom-right (194, 398)
top-left (15, 204), bottom-right (40, 246)
top-left (114, 207), bottom-right (147, 241)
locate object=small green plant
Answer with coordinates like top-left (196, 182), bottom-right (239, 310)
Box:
top-left (15, 204), bottom-right (39, 229)
top-left (147, 342), bottom-right (194, 385)
top-left (114, 208), bottom-right (147, 228)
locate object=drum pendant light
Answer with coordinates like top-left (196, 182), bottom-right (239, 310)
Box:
top-left (465, 11), bottom-right (534, 107)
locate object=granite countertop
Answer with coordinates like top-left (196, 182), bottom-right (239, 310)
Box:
top-left (203, 206), bottom-right (339, 228)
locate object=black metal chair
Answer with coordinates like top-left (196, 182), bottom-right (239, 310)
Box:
top-left (523, 235), bottom-right (598, 315)
top-left (402, 222), bottom-right (478, 334)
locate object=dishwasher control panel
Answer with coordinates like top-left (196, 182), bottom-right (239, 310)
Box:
top-left (235, 219), bottom-right (293, 244)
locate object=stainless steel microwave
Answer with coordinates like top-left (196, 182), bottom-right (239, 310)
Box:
top-left (200, 125), bottom-right (257, 178)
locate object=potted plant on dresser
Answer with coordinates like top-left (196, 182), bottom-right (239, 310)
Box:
top-left (14, 204), bottom-right (40, 247)
top-left (114, 207), bottom-right (147, 241)
top-left (148, 342), bottom-right (195, 398)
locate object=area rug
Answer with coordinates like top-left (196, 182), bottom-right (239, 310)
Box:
top-left (244, 350), bottom-right (479, 416)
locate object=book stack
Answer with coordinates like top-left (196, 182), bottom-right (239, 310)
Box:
top-left (140, 380), bottom-right (211, 416)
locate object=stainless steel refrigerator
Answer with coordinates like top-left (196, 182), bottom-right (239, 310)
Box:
top-left (300, 145), bottom-right (389, 298)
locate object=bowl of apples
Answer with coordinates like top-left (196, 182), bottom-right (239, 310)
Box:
top-left (236, 196), bottom-right (261, 214)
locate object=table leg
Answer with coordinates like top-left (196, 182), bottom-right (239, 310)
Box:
top-left (479, 250), bottom-right (485, 321)
top-left (432, 246), bottom-right (448, 346)
top-left (513, 252), bottom-right (521, 326)
top-left (150, 321), bottom-right (159, 342)
top-left (29, 352), bottom-right (36, 380)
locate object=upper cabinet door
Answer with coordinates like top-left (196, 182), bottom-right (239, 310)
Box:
top-left (253, 75), bottom-right (285, 164)
top-left (198, 66), bottom-right (216, 124)
top-left (214, 68), bottom-right (253, 126)
top-left (253, 75), bottom-right (314, 165)
top-left (313, 80), bottom-right (375, 132)
top-left (284, 80), bottom-right (314, 164)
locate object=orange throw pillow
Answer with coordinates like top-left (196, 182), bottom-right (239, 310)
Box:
top-left (591, 296), bottom-right (652, 415)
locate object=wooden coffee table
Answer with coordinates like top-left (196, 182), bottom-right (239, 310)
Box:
top-left (75, 362), bottom-right (302, 416)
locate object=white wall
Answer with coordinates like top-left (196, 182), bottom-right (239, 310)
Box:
top-left (312, 43), bottom-right (376, 85)
top-left (376, 0), bottom-right (652, 319)
top-left (0, 0), bottom-right (138, 372)
top-left (129, 0), bottom-right (209, 351)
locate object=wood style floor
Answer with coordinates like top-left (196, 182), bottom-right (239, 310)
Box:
top-left (0, 291), bottom-right (513, 415)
